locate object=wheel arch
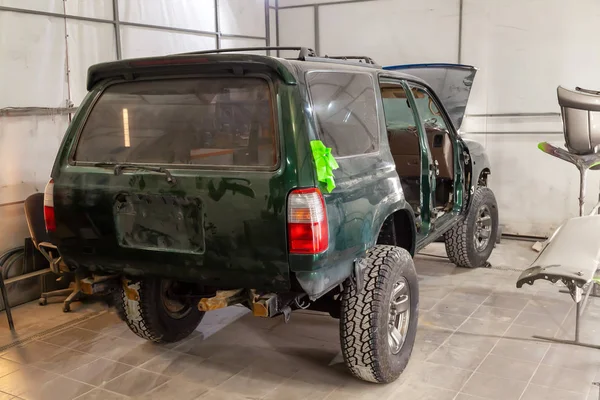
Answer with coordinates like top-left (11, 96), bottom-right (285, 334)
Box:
top-left (376, 207), bottom-right (416, 256)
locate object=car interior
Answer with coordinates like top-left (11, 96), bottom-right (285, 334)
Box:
top-left (380, 82), bottom-right (456, 216)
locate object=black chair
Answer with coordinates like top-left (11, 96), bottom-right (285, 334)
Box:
top-left (24, 193), bottom-right (82, 312)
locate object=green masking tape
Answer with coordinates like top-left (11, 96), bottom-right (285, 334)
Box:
top-left (310, 140), bottom-right (339, 193)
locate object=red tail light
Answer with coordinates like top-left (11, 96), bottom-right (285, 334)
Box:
top-left (287, 188), bottom-right (328, 254)
top-left (44, 179), bottom-right (56, 232)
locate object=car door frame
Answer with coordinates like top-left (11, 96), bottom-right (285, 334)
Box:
top-left (404, 79), bottom-right (467, 231)
top-left (378, 74), bottom-right (435, 242)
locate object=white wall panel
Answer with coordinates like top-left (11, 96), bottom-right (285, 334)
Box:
top-left (219, 0), bottom-right (265, 37)
top-left (318, 0), bottom-right (459, 65)
top-left (279, 0), bottom-right (347, 7)
top-left (66, 0), bottom-right (113, 19)
top-left (67, 21), bottom-right (117, 105)
top-left (0, 0), bottom-right (62, 13)
top-left (221, 38), bottom-right (266, 54)
top-left (462, 0), bottom-right (600, 115)
top-left (269, 8), bottom-right (277, 46)
top-left (465, 132), bottom-right (594, 237)
top-left (119, 0), bottom-right (216, 32)
top-left (0, 204), bottom-right (29, 253)
top-left (0, 12), bottom-right (67, 108)
top-left (0, 116), bottom-right (69, 205)
top-left (120, 26), bottom-right (216, 58)
top-left (278, 7), bottom-right (314, 58)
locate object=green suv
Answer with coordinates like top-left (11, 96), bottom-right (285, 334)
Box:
top-left (44, 47), bottom-right (498, 383)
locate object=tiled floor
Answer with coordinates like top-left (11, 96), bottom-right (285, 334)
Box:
top-left (0, 239), bottom-right (599, 399)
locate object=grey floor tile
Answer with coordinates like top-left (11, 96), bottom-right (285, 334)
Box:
top-left (391, 382), bottom-right (457, 400)
top-left (403, 362), bottom-right (473, 392)
top-left (419, 297), bottom-right (440, 311)
top-left (432, 301), bottom-right (480, 317)
top-left (504, 323), bottom-right (558, 340)
top-left (491, 338), bottom-right (549, 363)
top-left (443, 291), bottom-right (490, 306)
top-left (475, 354), bottom-right (538, 382)
top-left (471, 306), bottom-right (520, 323)
top-left (196, 389), bottom-right (248, 400)
top-left (419, 311), bottom-right (468, 331)
top-left (426, 345), bottom-right (487, 371)
top-left (33, 350), bottom-right (97, 375)
top-left (74, 313), bottom-right (128, 337)
top-left (483, 294), bottom-right (530, 310)
top-left (0, 366), bottom-right (59, 397)
top-left (521, 384), bottom-right (586, 400)
top-left (513, 311), bottom-right (566, 332)
top-left (458, 318), bottom-right (510, 336)
top-left (461, 372), bottom-right (528, 400)
top-left (523, 299), bottom-right (573, 317)
top-left (418, 285), bottom-right (455, 299)
top-left (0, 357), bottom-right (22, 378)
top-left (102, 368), bottom-right (169, 397)
top-left (262, 378), bottom-right (333, 400)
top-left (73, 389), bottom-right (128, 400)
top-left (139, 351), bottom-right (204, 377)
top-left (1, 342), bottom-right (65, 366)
top-left (415, 326), bottom-right (453, 346)
top-left (455, 394), bottom-right (487, 400)
top-left (40, 328), bottom-right (100, 349)
top-left (66, 358), bottom-right (131, 386)
top-left (215, 364), bottom-right (291, 399)
top-left (176, 360), bottom-right (245, 388)
top-left (142, 377), bottom-right (209, 400)
top-left (541, 344), bottom-right (600, 372)
top-left (446, 331), bottom-right (499, 353)
top-left (531, 364), bottom-right (596, 394)
top-left (21, 376), bottom-right (94, 400)
top-left (76, 335), bottom-right (165, 367)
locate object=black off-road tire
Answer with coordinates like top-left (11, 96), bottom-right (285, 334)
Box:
top-left (444, 187), bottom-right (499, 268)
top-left (340, 245), bottom-right (419, 383)
top-left (118, 277), bottom-right (204, 343)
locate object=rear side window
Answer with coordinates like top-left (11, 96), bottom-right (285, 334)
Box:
top-left (74, 77), bottom-right (277, 168)
top-left (307, 71), bottom-right (379, 157)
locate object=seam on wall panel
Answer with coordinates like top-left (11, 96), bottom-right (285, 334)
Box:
top-left (462, 131), bottom-right (563, 135)
top-left (314, 5), bottom-right (319, 55)
top-left (278, 0), bottom-right (379, 10)
top-left (113, 0), bottom-right (122, 59)
top-left (457, 0), bottom-right (462, 63)
top-left (0, 5), bottom-right (265, 41)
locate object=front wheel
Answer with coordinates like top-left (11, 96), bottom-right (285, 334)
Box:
top-left (340, 245), bottom-right (419, 383)
top-left (118, 277), bottom-right (204, 343)
top-left (444, 186), bottom-right (499, 268)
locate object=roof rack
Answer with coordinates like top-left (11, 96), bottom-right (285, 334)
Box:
top-left (179, 47), bottom-right (317, 60)
top-left (324, 55), bottom-right (379, 65)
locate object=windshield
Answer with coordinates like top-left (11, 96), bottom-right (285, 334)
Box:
top-left (74, 77), bottom-right (277, 168)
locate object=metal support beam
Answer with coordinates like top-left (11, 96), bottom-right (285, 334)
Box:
top-left (275, 0), bottom-right (280, 57)
top-left (0, 107), bottom-right (77, 117)
top-left (278, 0), bottom-right (379, 9)
top-left (314, 5), bottom-right (320, 56)
top-left (265, 0), bottom-right (271, 53)
top-left (215, 0), bottom-right (221, 48)
top-left (466, 112), bottom-right (561, 118)
top-left (0, 5), bottom-right (266, 41)
top-left (458, 0), bottom-right (463, 63)
top-left (113, 0), bottom-right (122, 59)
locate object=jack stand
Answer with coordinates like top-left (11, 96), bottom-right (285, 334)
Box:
top-left (533, 289), bottom-right (600, 350)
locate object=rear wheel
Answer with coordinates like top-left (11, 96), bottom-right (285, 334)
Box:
top-left (340, 245), bottom-right (419, 383)
top-left (118, 277), bottom-right (204, 343)
top-left (444, 187), bottom-right (499, 268)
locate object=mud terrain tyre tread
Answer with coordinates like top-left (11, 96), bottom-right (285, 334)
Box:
top-left (118, 277), bottom-right (204, 343)
top-left (444, 187), bottom-right (498, 268)
top-left (340, 245), bottom-right (418, 383)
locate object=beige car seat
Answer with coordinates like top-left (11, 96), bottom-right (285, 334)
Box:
top-left (388, 128), bottom-right (420, 177)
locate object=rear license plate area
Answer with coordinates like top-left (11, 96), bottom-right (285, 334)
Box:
top-left (114, 193), bottom-right (204, 253)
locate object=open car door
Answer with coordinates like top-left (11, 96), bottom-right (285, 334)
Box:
top-left (383, 63), bottom-right (477, 131)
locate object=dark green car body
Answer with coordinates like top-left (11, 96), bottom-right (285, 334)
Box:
top-left (49, 52), bottom-right (488, 300)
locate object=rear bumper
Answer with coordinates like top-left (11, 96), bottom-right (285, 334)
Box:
top-left (60, 250), bottom-right (291, 292)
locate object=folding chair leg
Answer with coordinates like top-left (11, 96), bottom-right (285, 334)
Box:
top-left (0, 276), bottom-right (14, 331)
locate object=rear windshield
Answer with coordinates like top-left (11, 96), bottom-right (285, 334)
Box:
top-left (74, 77), bottom-right (278, 168)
